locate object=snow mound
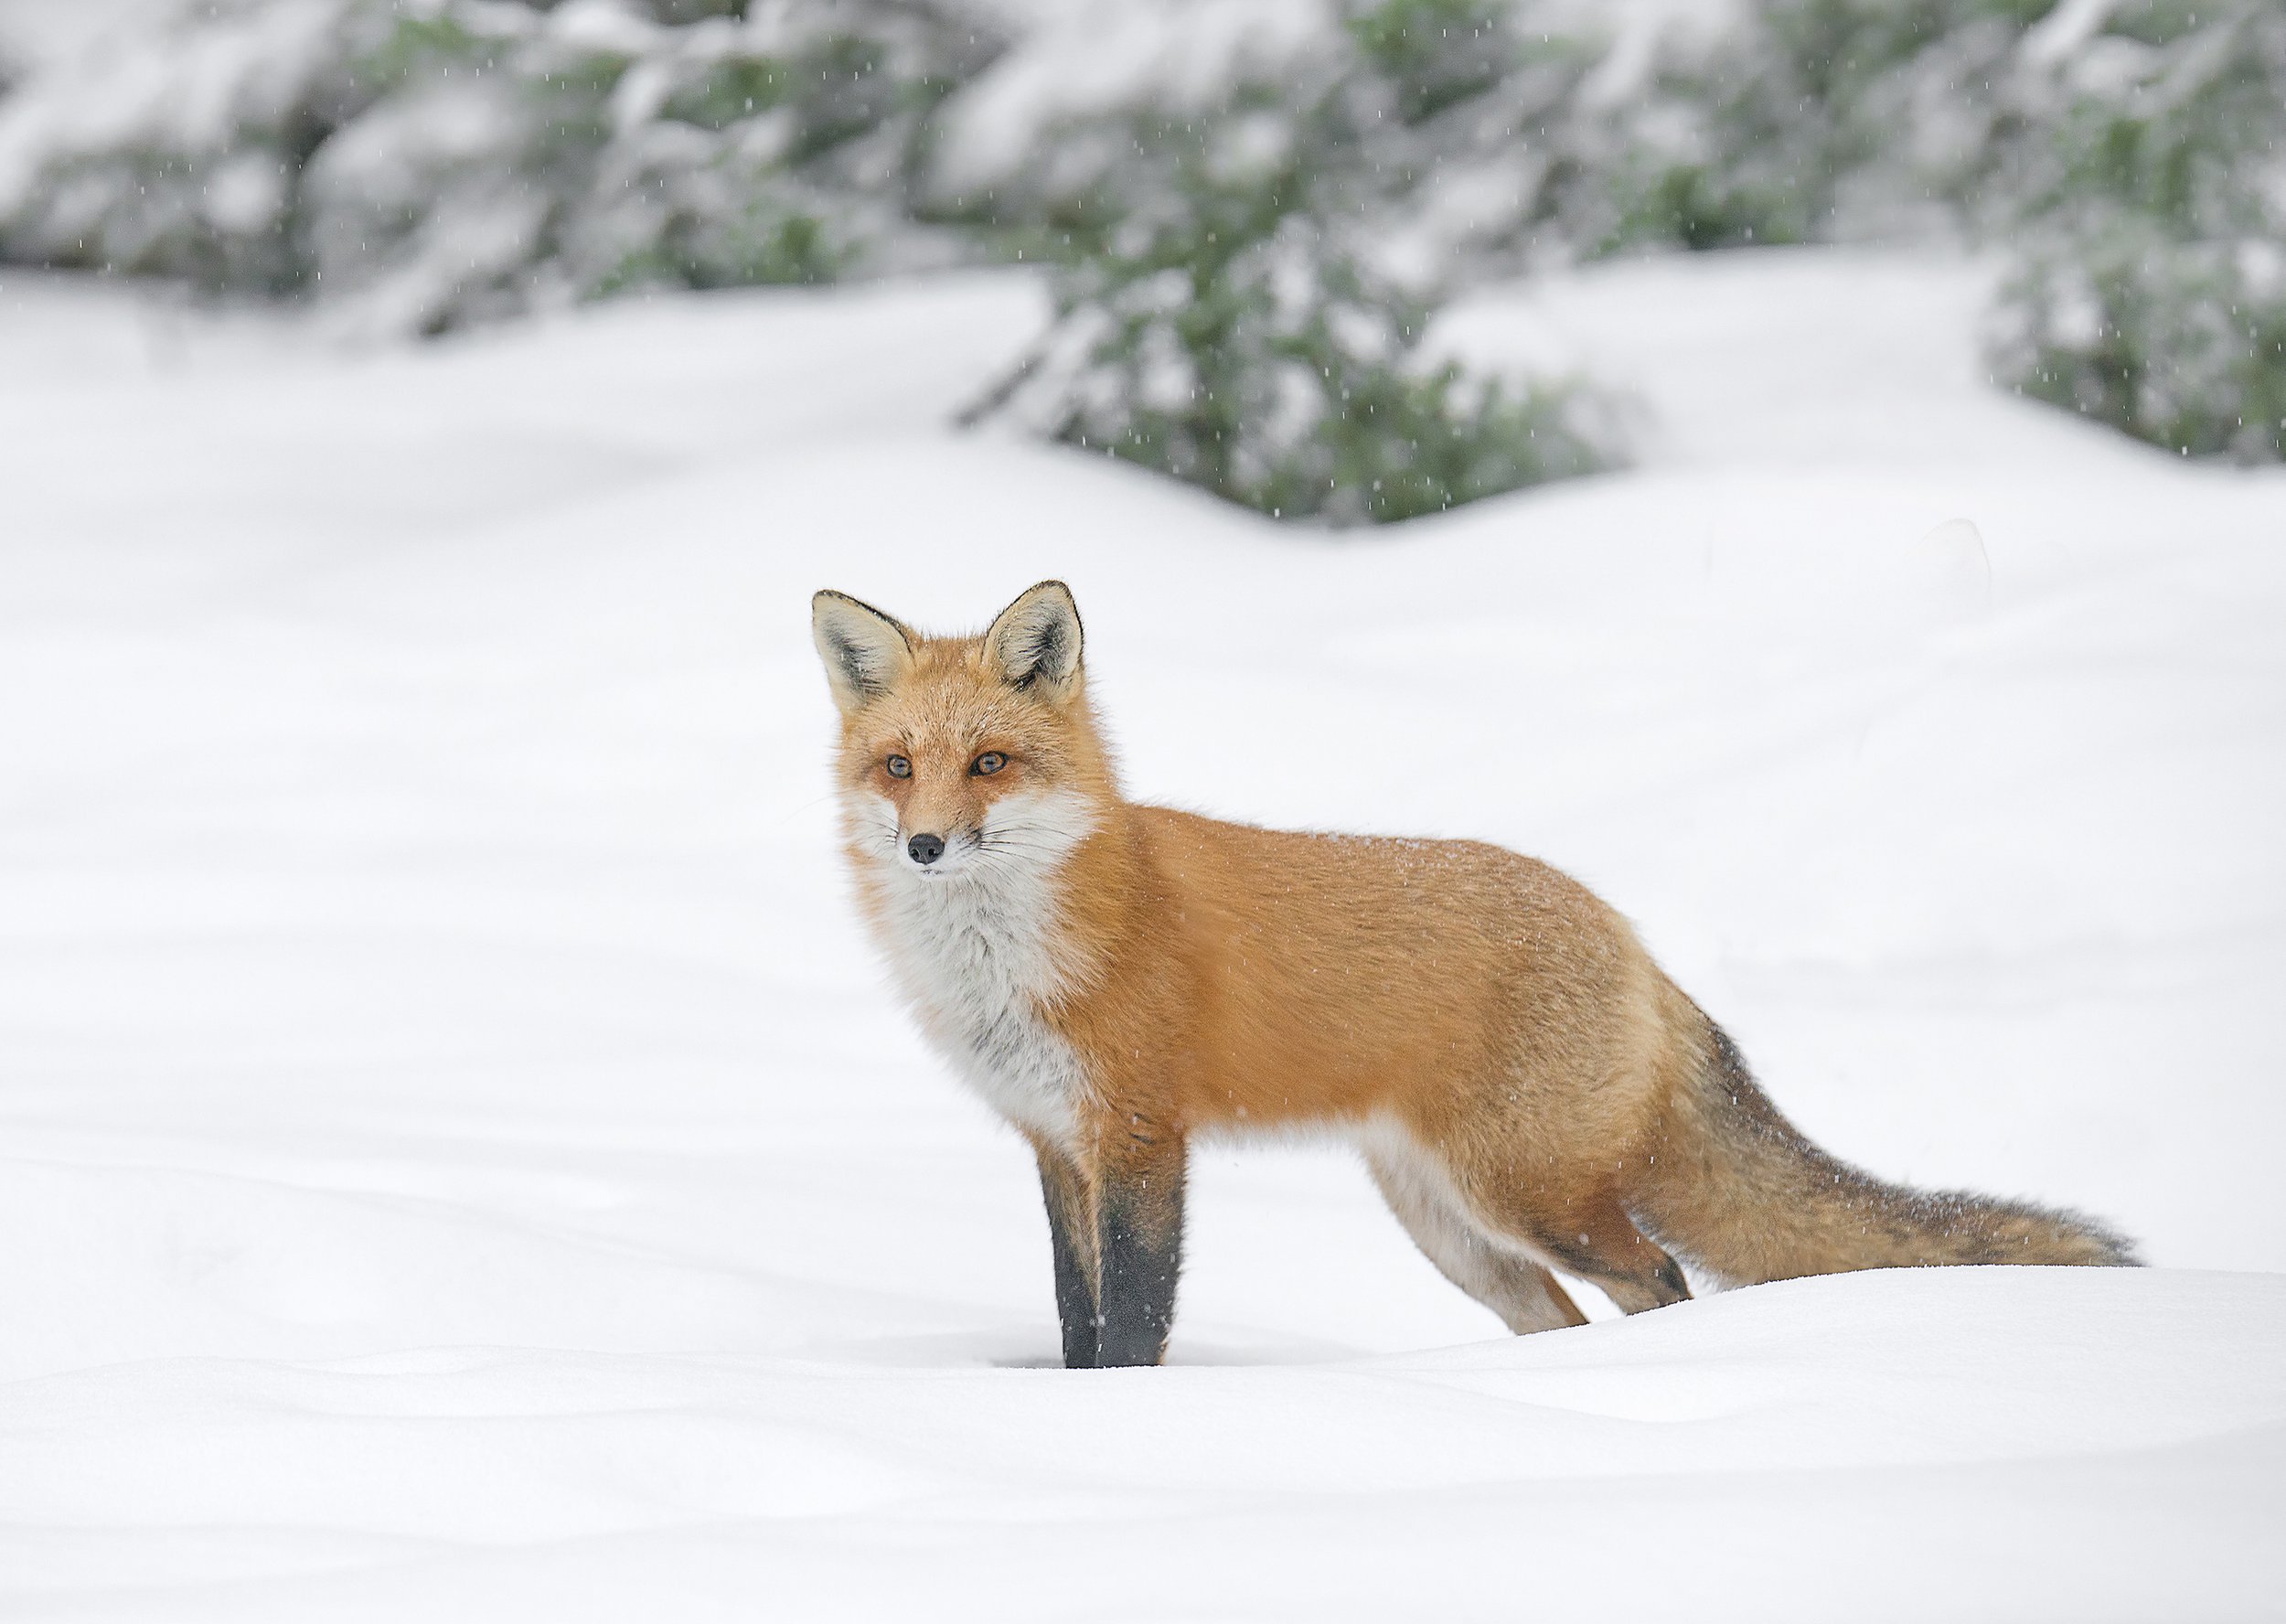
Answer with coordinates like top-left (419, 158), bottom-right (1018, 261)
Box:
top-left (5, 1271), bottom-right (2280, 1619)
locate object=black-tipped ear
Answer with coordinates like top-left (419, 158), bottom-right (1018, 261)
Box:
top-left (812, 590), bottom-right (915, 714)
top-left (983, 581), bottom-right (1083, 697)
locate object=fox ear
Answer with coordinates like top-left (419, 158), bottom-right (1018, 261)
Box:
top-left (812, 590), bottom-right (915, 714)
top-left (984, 581), bottom-right (1084, 698)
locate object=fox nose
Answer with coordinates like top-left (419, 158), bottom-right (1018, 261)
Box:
top-left (907, 832), bottom-right (945, 867)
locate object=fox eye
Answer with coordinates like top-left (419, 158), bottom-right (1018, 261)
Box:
top-left (885, 754), bottom-right (912, 779)
top-left (971, 752), bottom-right (1007, 776)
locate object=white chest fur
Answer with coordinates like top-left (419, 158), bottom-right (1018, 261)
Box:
top-left (856, 792), bottom-right (1096, 1147)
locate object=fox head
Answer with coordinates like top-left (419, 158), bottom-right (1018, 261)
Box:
top-left (811, 581), bottom-right (1115, 884)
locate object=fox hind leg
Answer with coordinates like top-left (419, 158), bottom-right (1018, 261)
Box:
top-left (1497, 1189), bottom-right (1692, 1317)
top-left (1364, 1142), bottom-right (1588, 1334)
top-left (1403, 1119), bottom-right (1691, 1318)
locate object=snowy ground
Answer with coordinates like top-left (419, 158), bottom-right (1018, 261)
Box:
top-left (3, 250), bottom-right (2282, 1619)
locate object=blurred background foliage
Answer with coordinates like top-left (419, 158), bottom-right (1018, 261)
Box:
top-left (1, 0), bottom-right (2278, 518)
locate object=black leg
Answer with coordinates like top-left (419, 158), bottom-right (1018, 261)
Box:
top-left (1095, 1139), bottom-right (1186, 1368)
top-left (1035, 1146), bottom-right (1099, 1369)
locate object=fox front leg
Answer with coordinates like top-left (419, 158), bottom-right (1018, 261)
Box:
top-left (1032, 1141), bottom-right (1100, 1370)
top-left (1093, 1120), bottom-right (1188, 1369)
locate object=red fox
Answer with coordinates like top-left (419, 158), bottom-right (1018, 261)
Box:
top-left (812, 581), bottom-right (2137, 1368)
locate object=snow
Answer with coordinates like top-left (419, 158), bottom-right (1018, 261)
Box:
top-left (0, 0), bottom-right (193, 74)
top-left (3, 248), bottom-right (2283, 1619)
top-left (932, 0), bottom-right (1338, 195)
top-left (0, 0), bottom-right (341, 198)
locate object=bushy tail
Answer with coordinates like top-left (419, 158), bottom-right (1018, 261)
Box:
top-left (1632, 1016), bottom-right (2138, 1287)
